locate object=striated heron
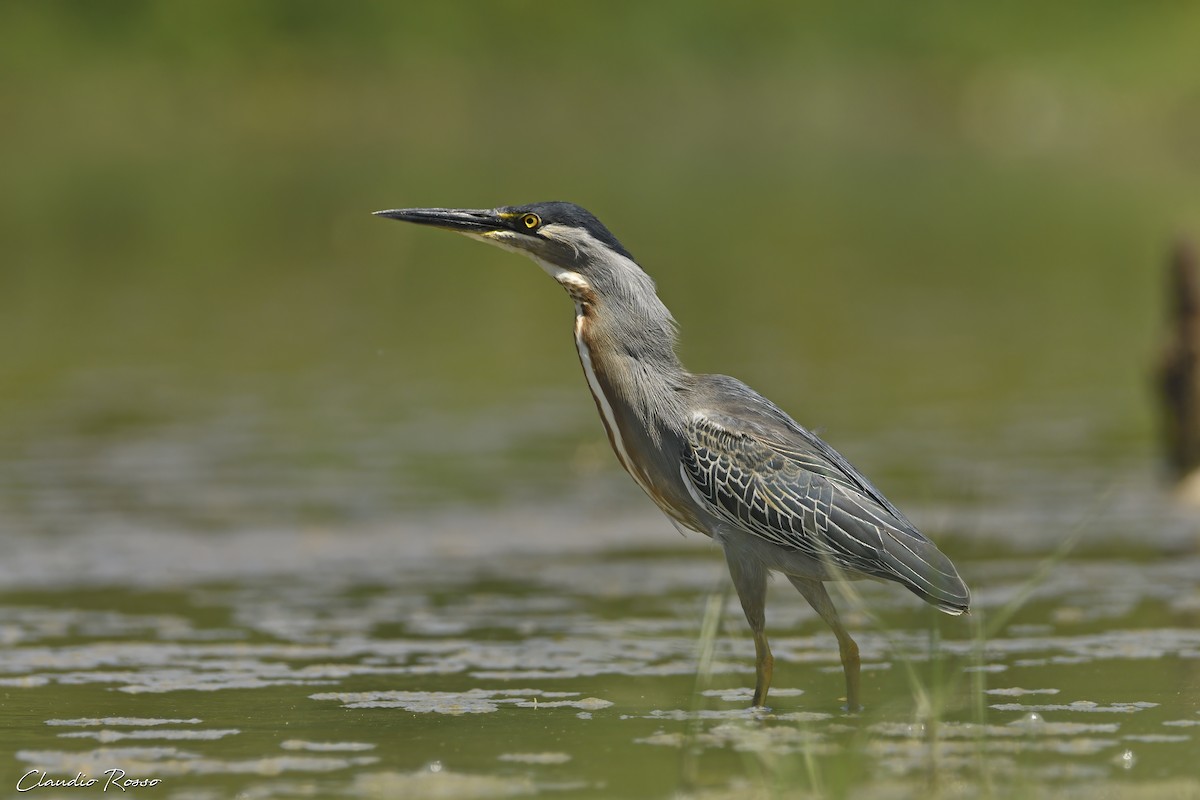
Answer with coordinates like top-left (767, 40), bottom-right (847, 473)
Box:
top-left (375, 201), bottom-right (970, 710)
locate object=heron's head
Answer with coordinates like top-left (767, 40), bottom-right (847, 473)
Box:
top-left (374, 201), bottom-right (643, 305)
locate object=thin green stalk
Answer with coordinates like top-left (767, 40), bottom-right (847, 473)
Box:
top-left (679, 581), bottom-right (731, 792)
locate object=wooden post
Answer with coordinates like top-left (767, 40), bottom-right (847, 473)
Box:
top-left (1159, 240), bottom-right (1200, 481)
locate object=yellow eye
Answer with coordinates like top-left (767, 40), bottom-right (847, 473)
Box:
top-left (521, 213), bottom-right (541, 229)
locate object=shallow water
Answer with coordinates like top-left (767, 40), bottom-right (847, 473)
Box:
top-left (1, 278), bottom-right (1197, 799)
top-left (0, 339), bottom-right (1198, 800)
top-left (2, 430), bottom-right (1199, 799)
top-left (5, 5), bottom-right (1200, 796)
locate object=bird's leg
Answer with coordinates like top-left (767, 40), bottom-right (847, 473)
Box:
top-left (723, 551), bottom-right (772, 708)
top-left (789, 577), bottom-right (861, 712)
top-left (750, 627), bottom-right (774, 708)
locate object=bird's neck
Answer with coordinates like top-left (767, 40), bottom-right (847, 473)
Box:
top-left (574, 295), bottom-right (686, 403)
top-left (572, 297), bottom-right (687, 460)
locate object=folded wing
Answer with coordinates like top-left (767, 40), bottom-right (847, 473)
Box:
top-left (681, 411), bottom-right (969, 614)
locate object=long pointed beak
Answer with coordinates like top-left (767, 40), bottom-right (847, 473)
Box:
top-left (373, 207), bottom-right (505, 234)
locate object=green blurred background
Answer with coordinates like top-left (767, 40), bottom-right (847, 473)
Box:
top-left (3, 6), bottom-right (1200, 796)
top-left (2, 1), bottom-right (1199, 536)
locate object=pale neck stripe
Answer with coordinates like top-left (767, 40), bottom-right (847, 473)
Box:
top-left (574, 312), bottom-right (631, 468)
top-left (574, 311), bottom-right (665, 504)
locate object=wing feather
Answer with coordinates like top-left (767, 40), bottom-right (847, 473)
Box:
top-left (682, 411), bottom-right (969, 613)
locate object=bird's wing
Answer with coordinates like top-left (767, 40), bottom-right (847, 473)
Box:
top-left (773, 423), bottom-right (917, 530)
top-left (681, 411), bottom-right (969, 613)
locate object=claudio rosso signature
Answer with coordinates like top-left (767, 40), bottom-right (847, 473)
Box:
top-left (17, 770), bottom-right (162, 792)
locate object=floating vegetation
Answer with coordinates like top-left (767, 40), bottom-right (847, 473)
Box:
top-left (57, 728), bottom-right (240, 742)
top-left (700, 687), bottom-right (805, 702)
top-left (45, 717), bottom-right (203, 727)
top-left (280, 740), bottom-right (377, 752)
top-left (2, 532), bottom-right (1198, 797)
top-left (348, 768), bottom-right (540, 798)
top-left (308, 688), bottom-right (610, 715)
top-left (989, 701), bottom-right (1159, 714)
top-left (496, 752), bottom-right (572, 765)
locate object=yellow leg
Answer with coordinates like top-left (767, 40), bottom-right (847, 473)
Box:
top-left (723, 549), bottom-right (773, 708)
top-left (752, 628), bottom-right (774, 707)
top-left (790, 577), bottom-right (862, 712)
top-left (835, 625), bottom-right (861, 712)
